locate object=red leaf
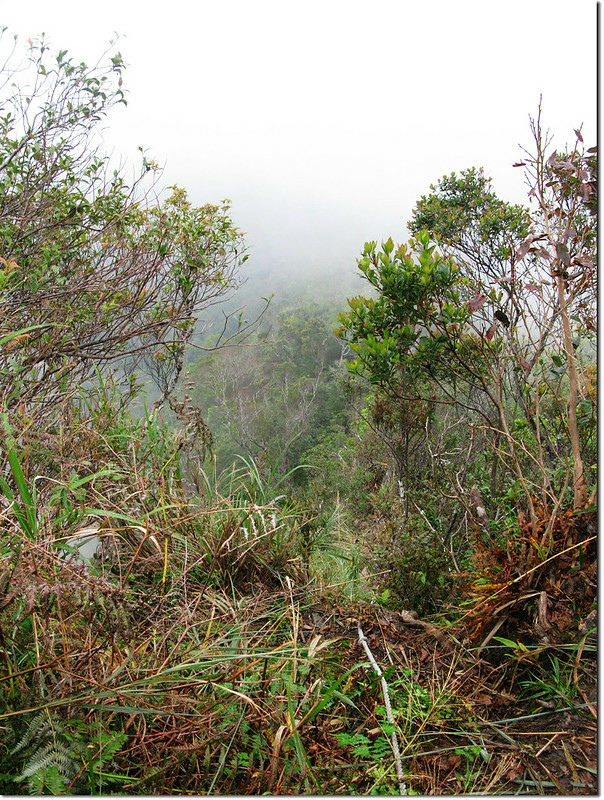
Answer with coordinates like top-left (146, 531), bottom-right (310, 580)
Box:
top-left (515, 239), bottom-right (532, 261)
top-left (466, 294), bottom-right (486, 313)
top-left (573, 255), bottom-right (593, 269)
top-left (485, 324), bottom-right (497, 340)
top-left (555, 242), bottom-right (571, 265)
top-left (519, 356), bottom-right (531, 372)
top-left (580, 183), bottom-right (594, 201)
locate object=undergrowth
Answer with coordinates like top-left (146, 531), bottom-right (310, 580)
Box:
top-left (0, 379), bottom-right (597, 795)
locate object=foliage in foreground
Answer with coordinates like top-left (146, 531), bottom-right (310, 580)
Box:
top-left (0, 433), bottom-right (596, 795)
top-left (337, 113), bottom-right (596, 555)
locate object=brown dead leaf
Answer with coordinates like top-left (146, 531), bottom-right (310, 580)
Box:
top-left (518, 356), bottom-right (532, 373)
top-left (444, 754), bottom-right (462, 771)
top-left (6, 333), bottom-right (31, 350)
top-left (466, 293), bottom-right (486, 313)
top-left (551, 608), bottom-right (573, 632)
top-left (506, 764), bottom-right (524, 781)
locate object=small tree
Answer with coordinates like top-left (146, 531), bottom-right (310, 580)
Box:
top-left (338, 117), bottom-right (596, 541)
top-left (515, 109), bottom-right (596, 509)
top-left (410, 166), bottom-right (532, 285)
top-left (0, 32), bottom-right (246, 427)
top-left (335, 233), bottom-right (475, 510)
top-left (409, 125), bottom-right (597, 513)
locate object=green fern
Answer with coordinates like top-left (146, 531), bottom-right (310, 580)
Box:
top-left (18, 740), bottom-right (76, 780)
top-left (86, 731), bottom-right (129, 793)
top-left (11, 710), bottom-right (53, 756)
top-left (9, 711), bottom-right (128, 794)
top-left (26, 765), bottom-right (66, 796)
top-left (12, 713), bottom-right (79, 794)
top-left (88, 730), bottom-right (128, 763)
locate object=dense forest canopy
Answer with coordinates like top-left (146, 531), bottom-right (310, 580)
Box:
top-left (0, 35), bottom-right (597, 796)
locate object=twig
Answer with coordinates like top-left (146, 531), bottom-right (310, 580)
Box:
top-left (357, 621), bottom-right (407, 795)
top-left (481, 701), bottom-right (597, 726)
top-left (573, 634), bottom-right (597, 720)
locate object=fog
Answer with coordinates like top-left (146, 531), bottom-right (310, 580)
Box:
top-left (2, 0), bottom-right (597, 288)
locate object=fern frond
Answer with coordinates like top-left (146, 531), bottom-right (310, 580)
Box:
top-left (11, 710), bottom-right (52, 755)
top-left (26, 765), bottom-right (67, 796)
top-left (17, 727), bottom-right (80, 780)
top-left (88, 730), bottom-right (128, 768)
top-left (18, 746), bottom-right (57, 780)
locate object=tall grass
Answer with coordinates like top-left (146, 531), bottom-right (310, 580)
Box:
top-left (2, 375), bottom-right (595, 794)
top-left (0, 383), bottom-right (375, 794)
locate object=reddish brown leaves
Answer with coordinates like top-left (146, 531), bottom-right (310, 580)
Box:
top-left (518, 356), bottom-right (532, 373)
top-left (458, 505), bottom-right (596, 644)
top-left (466, 293), bottom-right (486, 313)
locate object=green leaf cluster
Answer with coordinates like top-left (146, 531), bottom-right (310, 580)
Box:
top-left (0, 33), bottom-right (245, 413)
top-left (409, 167), bottom-right (532, 278)
top-left (337, 231), bottom-right (468, 387)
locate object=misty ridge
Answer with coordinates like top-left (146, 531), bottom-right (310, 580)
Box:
top-left (184, 187), bottom-right (380, 346)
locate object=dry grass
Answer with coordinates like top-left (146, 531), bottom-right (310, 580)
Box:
top-left (0, 391), bottom-right (596, 794)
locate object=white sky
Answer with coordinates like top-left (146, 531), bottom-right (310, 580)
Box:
top-left (2, 0), bottom-right (598, 276)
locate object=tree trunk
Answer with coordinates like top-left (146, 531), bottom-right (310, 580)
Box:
top-left (556, 273), bottom-right (587, 509)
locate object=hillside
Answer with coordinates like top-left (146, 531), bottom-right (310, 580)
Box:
top-left (0, 36), bottom-right (597, 796)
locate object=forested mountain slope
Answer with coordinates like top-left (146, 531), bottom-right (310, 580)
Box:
top-left (0, 36), bottom-right (596, 795)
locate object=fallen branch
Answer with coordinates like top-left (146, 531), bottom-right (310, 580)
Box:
top-left (357, 621), bottom-right (407, 795)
